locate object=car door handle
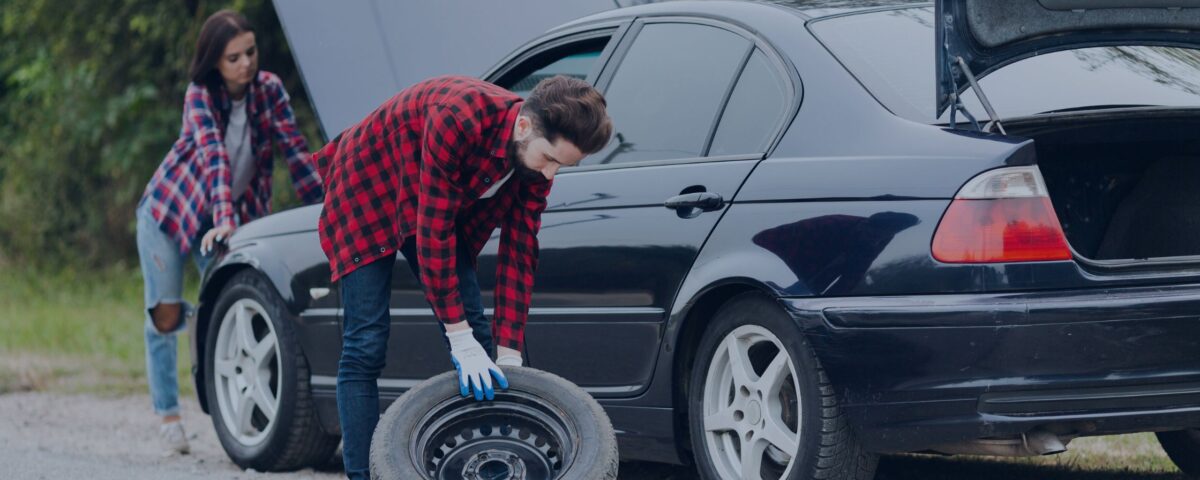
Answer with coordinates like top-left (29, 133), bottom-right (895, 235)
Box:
top-left (664, 192), bottom-right (725, 212)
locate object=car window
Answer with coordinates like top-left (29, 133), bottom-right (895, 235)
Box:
top-left (810, 7), bottom-right (1200, 123)
top-left (496, 37), bottom-right (610, 98)
top-left (586, 22), bottom-right (751, 166)
top-left (509, 51), bottom-right (603, 98)
top-left (708, 49), bottom-right (789, 156)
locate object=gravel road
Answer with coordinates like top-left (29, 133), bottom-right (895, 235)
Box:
top-left (3, 390), bottom-right (1176, 480)
top-left (0, 392), bottom-right (341, 479)
top-left (0, 391), bottom-right (695, 479)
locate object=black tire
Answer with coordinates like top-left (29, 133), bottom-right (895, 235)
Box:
top-left (204, 270), bottom-right (339, 471)
top-left (687, 292), bottom-right (878, 480)
top-left (1157, 430), bottom-right (1200, 478)
top-left (370, 366), bottom-right (618, 480)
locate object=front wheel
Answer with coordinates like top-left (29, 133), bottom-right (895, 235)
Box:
top-left (1157, 430), bottom-right (1200, 478)
top-left (204, 270), bottom-right (338, 471)
top-left (688, 293), bottom-right (877, 480)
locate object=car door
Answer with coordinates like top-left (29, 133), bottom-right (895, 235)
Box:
top-left (494, 19), bottom-right (793, 396)
top-left (378, 18), bottom-right (797, 390)
top-left (378, 26), bottom-right (628, 383)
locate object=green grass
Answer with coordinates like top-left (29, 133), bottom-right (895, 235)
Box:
top-left (0, 264), bottom-right (198, 395)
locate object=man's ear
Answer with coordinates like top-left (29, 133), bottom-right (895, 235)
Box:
top-left (514, 115), bottom-right (533, 141)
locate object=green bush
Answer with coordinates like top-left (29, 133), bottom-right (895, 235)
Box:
top-left (0, 0), bottom-right (321, 268)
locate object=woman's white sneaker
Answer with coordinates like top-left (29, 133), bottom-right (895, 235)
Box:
top-left (159, 421), bottom-right (191, 456)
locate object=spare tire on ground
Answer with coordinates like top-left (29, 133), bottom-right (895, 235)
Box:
top-left (370, 366), bottom-right (618, 480)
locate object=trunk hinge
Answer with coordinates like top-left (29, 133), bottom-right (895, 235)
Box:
top-left (946, 54), bottom-right (1007, 134)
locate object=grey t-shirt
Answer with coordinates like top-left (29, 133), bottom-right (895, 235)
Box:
top-left (225, 97), bottom-right (256, 199)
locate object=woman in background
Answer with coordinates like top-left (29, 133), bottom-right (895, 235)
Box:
top-left (135, 9), bottom-right (323, 455)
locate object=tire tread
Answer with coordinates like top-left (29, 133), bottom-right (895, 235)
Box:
top-left (1157, 430), bottom-right (1200, 478)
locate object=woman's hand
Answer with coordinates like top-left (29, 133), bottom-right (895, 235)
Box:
top-left (201, 225), bottom-right (236, 255)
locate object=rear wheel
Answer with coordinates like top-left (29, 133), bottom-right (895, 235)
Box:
top-left (1157, 430), bottom-right (1200, 478)
top-left (205, 270), bottom-right (339, 471)
top-left (688, 293), bottom-right (877, 480)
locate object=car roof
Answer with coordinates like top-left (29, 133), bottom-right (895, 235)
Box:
top-left (556, 0), bottom-right (932, 35)
top-left (276, 0), bottom-right (931, 139)
top-left (605, 0), bottom-right (930, 21)
top-left (752, 0), bottom-right (930, 19)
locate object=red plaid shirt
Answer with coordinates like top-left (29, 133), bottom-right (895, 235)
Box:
top-left (141, 71), bottom-right (324, 252)
top-left (315, 76), bottom-right (550, 351)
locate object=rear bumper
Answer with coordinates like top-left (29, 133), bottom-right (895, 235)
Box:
top-left (783, 282), bottom-right (1200, 452)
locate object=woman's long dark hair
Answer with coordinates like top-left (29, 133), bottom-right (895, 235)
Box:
top-left (188, 10), bottom-right (256, 89)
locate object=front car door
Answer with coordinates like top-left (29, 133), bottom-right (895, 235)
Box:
top-left (379, 16), bottom-right (797, 394)
top-left (494, 18), bottom-right (795, 397)
top-left (379, 25), bottom-right (627, 383)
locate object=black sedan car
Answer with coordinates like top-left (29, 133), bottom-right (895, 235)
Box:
top-left (189, 1), bottom-right (1200, 479)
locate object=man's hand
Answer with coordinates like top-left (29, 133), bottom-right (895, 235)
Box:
top-left (200, 225), bottom-right (235, 255)
top-left (446, 327), bottom-right (508, 400)
top-left (496, 346), bottom-right (523, 367)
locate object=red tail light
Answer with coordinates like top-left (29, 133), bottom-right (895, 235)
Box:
top-left (932, 167), bottom-right (1072, 263)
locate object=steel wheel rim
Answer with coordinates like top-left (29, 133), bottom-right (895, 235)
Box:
top-left (702, 325), bottom-right (801, 480)
top-left (410, 391), bottom-right (578, 480)
top-left (213, 298), bottom-right (282, 446)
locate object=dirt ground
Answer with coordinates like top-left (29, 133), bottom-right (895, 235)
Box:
top-left (0, 391), bottom-right (697, 479)
top-left (0, 390), bottom-right (1188, 480)
top-left (0, 392), bottom-right (340, 479)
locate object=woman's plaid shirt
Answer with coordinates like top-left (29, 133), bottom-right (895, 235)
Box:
top-left (140, 71), bottom-right (324, 253)
top-left (315, 76), bottom-right (551, 351)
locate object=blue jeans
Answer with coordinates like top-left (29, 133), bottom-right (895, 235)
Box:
top-left (337, 236), bottom-right (491, 480)
top-left (136, 201), bottom-right (212, 417)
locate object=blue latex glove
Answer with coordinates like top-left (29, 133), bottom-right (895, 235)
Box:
top-left (446, 328), bottom-right (508, 400)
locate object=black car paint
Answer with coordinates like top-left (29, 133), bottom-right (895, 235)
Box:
top-left (190, 0), bottom-right (1200, 466)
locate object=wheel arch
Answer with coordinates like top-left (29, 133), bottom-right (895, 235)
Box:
top-left (194, 255), bottom-right (295, 414)
top-left (194, 263), bottom-right (257, 414)
top-left (668, 278), bottom-right (782, 461)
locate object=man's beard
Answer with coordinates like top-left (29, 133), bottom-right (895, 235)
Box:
top-left (509, 137), bottom-right (548, 184)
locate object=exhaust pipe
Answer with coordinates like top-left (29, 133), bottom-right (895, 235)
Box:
top-left (1024, 429), bottom-right (1068, 455)
top-left (929, 429), bottom-right (1068, 457)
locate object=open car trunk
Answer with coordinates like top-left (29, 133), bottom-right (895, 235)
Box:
top-left (1006, 109), bottom-right (1200, 263)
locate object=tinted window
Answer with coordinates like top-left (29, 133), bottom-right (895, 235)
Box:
top-left (586, 23), bottom-right (750, 166)
top-left (811, 7), bottom-right (1200, 123)
top-left (709, 50), bottom-right (789, 156)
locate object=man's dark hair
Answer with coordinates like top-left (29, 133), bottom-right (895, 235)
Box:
top-left (189, 10), bottom-right (255, 88)
top-left (521, 76), bottom-right (613, 154)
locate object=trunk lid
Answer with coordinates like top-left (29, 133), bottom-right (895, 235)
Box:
top-left (936, 0), bottom-right (1200, 118)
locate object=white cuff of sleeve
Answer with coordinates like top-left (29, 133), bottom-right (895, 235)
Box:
top-left (495, 354), bottom-right (523, 367)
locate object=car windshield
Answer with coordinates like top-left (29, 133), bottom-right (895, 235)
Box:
top-left (809, 7), bottom-right (1200, 123)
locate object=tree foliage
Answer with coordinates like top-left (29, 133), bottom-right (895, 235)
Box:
top-left (0, 0), bottom-right (320, 267)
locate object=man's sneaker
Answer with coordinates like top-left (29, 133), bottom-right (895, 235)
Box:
top-left (159, 421), bottom-right (191, 456)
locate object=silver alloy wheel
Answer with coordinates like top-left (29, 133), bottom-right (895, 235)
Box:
top-left (702, 325), bottom-right (801, 480)
top-left (213, 298), bottom-right (282, 446)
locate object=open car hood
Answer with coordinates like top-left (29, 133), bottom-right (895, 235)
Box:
top-left (272, 0), bottom-right (623, 139)
top-left (936, 0), bottom-right (1200, 118)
